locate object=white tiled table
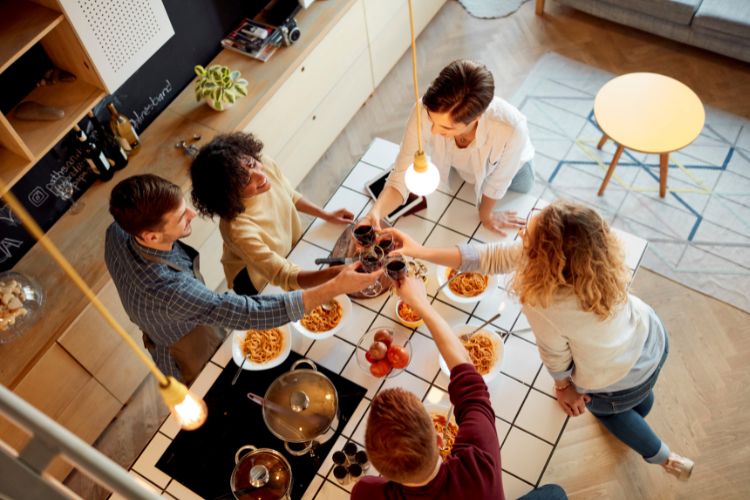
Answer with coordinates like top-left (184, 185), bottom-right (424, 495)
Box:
top-left (126, 138), bottom-right (647, 500)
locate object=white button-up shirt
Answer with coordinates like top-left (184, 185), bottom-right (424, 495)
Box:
top-left (385, 97), bottom-right (535, 206)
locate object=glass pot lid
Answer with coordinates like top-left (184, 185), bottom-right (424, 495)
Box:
top-left (263, 359), bottom-right (338, 442)
top-left (232, 445), bottom-right (292, 499)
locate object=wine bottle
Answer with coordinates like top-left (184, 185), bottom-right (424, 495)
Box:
top-left (106, 103), bottom-right (141, 154)
top-left (72, 125), bottom-right (115, 181)
top-left (88, 111), bottom-right (128, 170)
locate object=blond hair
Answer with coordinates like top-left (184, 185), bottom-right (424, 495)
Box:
top-left (510, 200), bottom-right (628, 319)
top-left (365, 388), bottom-right (437, 483)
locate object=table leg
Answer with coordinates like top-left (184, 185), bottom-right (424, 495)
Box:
top-left (535, 0), bottom-right (545, 15)
top-left (597, 133), bottom-right (609, 150)
top-left (659, 153), bottom-right (669, 198)
top-left (598, 144), bottom-right (624, 196)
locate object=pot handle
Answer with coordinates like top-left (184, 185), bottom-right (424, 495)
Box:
top-left (235, 445), bottom-right (257, 464)
top-left (291, 358), bottom-right (317, 372)
top-left (284, 440), bottom-right (313, 456)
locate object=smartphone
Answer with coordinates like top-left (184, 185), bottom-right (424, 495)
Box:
top-left (365, 170), bottom-right (425, 224)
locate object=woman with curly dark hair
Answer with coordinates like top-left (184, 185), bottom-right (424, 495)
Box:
top-left (190, 132), bottom-right (353, 295)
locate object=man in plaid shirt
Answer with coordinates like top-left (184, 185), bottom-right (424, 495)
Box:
top-left (105, 174), bottom-right (379, 383)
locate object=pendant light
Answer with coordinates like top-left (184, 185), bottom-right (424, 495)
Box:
top-left (404, 0), bottom-right (440, 196)
top-left (0, 181), bottom-right (207, 431)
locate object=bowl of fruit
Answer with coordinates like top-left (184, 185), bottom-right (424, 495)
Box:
top-left (356, 325), bottom-right (412, 378)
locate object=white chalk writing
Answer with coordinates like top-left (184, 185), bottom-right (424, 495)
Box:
top-left (132, 79), bottom-right (173, 128)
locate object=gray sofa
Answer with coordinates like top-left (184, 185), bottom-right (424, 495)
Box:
top-left (536, 0), bottom-right (750, 64)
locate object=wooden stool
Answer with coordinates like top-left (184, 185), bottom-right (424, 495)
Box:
top-left (594, 73), bottom-right (704, 198)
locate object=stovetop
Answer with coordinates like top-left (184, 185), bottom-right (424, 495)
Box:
top-left (156, 351), bottom-right (366, 499)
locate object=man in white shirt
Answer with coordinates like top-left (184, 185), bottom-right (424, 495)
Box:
top-left (365, 59), bottom-right (535, 235)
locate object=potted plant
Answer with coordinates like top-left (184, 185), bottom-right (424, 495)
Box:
top-left (194, 64), bottom-right (248, 111)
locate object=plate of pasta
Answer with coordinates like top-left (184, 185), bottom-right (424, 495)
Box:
top-left (424, 404), bottom-right (459, 461)
top-left (438, 325), bottom-right (504, 383)
top-left (292, 294), bottom-right (352, 339)
top-left (435, 266), bottom-right (500, 304)
top-left (232, 324), bottom-right (292, 370)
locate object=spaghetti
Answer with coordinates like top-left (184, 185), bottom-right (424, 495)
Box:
top-left (447, 269), bottom-right (489, 297)
top-left (432, 413), bottom-right (459, 460)
top-left (397, 301), bottom-right (422, 323)
top-left (300, 300), bottom-right (343, 333)
top-left (241, 328), bottom-right (284, 364)
top-left (462, 331), bottom-right (497, 375)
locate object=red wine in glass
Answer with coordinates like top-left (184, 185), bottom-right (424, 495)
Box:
top-left (376, 235), bottom-right (394, 254)
top-left (353, 224), bottom-right (375, 248)
top-left (385, 257), bottom-right (407, 281)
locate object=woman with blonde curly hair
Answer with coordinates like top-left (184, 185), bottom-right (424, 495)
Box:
top-left (383, 199), bottom-right (694, 480)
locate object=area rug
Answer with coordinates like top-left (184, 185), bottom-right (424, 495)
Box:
top-left (456, 0), bottom-right (530, 19)
top-left (512, 53), bottom-right (750, 313)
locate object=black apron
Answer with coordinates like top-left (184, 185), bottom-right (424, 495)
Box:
top-left (138, 242), bottom-right (225, 385)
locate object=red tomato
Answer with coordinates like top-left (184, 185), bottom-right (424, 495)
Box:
top-left (364, 351), bottom-right (375, 364)
top-left (373, 328), bottom-right (393, 347)
top-left (368, 341), bottom-right (388, 360)
top-left (370, 360), bottom-right (392, 378)
top-left (387, 344), bottom-right (410, 369)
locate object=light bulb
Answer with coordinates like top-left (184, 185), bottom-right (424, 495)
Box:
top-left (159, 376), bottom-right (208, 430)
top-left (405, 152), bottom-right (440, 196)
top-left (172, 392), bottom-right (208, 430)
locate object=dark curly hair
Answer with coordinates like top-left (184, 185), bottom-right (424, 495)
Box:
top-left (190, 132), bottom-right (264, 220)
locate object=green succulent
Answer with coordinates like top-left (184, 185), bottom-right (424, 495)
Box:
top-left (194, 64), bottom-right (248, 111)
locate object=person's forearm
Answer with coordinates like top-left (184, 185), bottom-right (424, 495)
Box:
top-left (295, 197), bottom-right (327, 218)
top-left (370, 186), bottom-right (405, 219)
top-left (300, 276), bottom-right (348, 312)
top-left (478, 194), bottom-right (497, 219)
top-left (411, 246), bottom-right (462, 268)
top-left (414, 299), bottom-right (471, 369)
top-left (296, 266), bottom-right (343, 289)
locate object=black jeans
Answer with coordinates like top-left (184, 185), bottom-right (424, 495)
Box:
top-left (232, 267), bottom-right (258, 296)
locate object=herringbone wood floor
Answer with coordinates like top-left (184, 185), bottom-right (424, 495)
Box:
top-left (299, 1), bottom-right (750, 499)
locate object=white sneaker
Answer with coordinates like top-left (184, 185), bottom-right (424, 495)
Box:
top-left (662, 453), bottom-right (694, 480)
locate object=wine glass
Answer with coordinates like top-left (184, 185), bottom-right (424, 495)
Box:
top-left (57, 177), bottom-right (85, 215)
top-left (352, 219), bottom-right (376, 250)
top-left (357, 245), bottom-right (385, 297)
top-left (384, 254), bottom-right (407, 283)
top-left (375, 233), bottom-right (394, 254)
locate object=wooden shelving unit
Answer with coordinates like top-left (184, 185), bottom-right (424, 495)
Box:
top-left (0, 0), bottom-right (63, 73)
top-left (0, 0), bottom-right (106, 194)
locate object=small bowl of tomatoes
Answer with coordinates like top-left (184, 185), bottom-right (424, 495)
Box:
top-left (356, 325), bottom-right (412, 379)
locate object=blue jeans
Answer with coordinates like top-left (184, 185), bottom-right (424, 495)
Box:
top-left (508, 161), bottom-right (535, 193)
top-left (586, 335), bottom-right (670, 464)
top-left (517, 484), bottom-right (567, 500)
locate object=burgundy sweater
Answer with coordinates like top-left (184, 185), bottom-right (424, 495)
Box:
top-left (351, 363), bottom-right (504, 500)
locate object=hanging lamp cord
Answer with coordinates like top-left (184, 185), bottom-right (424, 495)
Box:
top-left (0, 180), bottom-right (169, 386)
top-left (407, 0), bottom-right (424, 155)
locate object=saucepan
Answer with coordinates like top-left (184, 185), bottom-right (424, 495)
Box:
top-left (247, 359), bottom-right (339, 456)
top-left (230, 444), bottom-right (293, 500)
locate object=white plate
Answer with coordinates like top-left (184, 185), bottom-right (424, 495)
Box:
top-left (435, 265), bottom-right (500, 304)
top-left (438, 325), bottom-right (504, 383)
top-left (292, 294), bottom-right (352, 340)
top-left (231, 324), bottom-right (292, 371)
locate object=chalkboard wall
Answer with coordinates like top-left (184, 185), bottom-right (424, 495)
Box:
top-left (0, 0), bottom-right (269, 271)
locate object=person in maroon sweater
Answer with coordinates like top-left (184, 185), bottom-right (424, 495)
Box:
top-left (351, 276), bottom-right (567, 500)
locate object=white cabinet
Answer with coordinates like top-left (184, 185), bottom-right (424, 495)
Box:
top-left (366, 0), bottom-right (446, 87)
top-left (242, 0), bottom-right (446, 187)
top-left (244, 0), bottom-right (371, 172)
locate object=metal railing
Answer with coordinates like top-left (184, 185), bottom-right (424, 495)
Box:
top-left (0, 384), bottom-right (159, 500)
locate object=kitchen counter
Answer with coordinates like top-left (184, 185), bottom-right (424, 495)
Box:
top-left (122, 138), bottom-right (648, 499)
